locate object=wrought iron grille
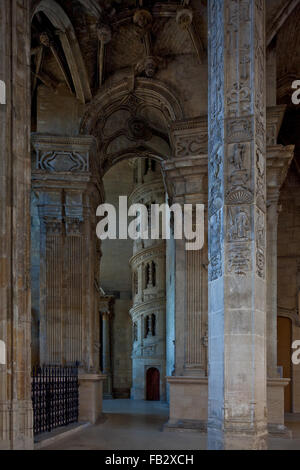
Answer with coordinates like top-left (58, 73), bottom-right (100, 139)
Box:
top-left (32, 365), bottom-right (79, 436)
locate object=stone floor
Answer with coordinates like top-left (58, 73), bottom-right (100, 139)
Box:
top-left (40, 400), bottom-right (300, 450)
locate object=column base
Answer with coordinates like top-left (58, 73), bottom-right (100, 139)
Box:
top-left (268, 423), bottom-right (292, 439)
top-left (267, 378), bottom-right (290, 433)
top-left (165, 376), bottom-right (208, 432)
top-left (164, 418), bottom-right (207, 433)
top-left (0, 400), bottom-right (33, 450)
top-left (207, 426), bottom-right (268, 450)
top-left (79, 373), bottom-right (106, 424)
top-left (167, 376), bottom-right (289, 438)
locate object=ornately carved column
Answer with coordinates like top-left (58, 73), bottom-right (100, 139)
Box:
top-left (0, 0), bottom-right (33, 450)
top-left (208, 0), bottom-right (267, 449)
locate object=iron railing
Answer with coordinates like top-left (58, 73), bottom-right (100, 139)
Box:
top-left (32, 365), bottom-right (79, 436)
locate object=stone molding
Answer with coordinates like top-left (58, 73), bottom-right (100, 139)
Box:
top-left (31, 133), bottom-right (100, 178)
top-left (129, 243), bottom-right (166, 269)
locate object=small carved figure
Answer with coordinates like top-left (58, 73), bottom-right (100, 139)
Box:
top-left (133, 9), bottom-right (153, 31)
top-left (231, 143), bottom-right (245, 170)
top-left (229, 208), bottom-right (250, 241)
top-left (134, 56), bottom-right (165, 78)
top-left (40, 31), bottom-right (51, 48)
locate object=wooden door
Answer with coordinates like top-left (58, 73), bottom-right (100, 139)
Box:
top-left (146, 368), bottom-right (160, 401)
top-left (277, 316), bottom-right (292, 412)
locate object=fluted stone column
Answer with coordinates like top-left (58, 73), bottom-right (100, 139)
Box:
top-left (100, 296), bottom-right (114, 398)
top-left (31, 135), bottom-right (104, 373)
top-left (163, 117), bottom-right (209, 431)
top-left (207, 0), bottom-right (268, 449)
top-left (31, 135), bottom-right (106, 423)
top-left (0, 0), bottom-right (33, 450)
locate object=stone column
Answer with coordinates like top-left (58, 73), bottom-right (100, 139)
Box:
top-left (31, 134), bottom-right (106, 424)
top-left (266, 106), bottom-right (294, 378)
top-left (31, 135), bottom-right (104, 373)
top-left (163, 117), bottom-right (209, 431)
top-left (208, 0), bottom-right (267, 449)
top-left (0, 0), bottom-right (33, 450)
top-left (99, 296), bottom-right (114, 398)
top-left (266, 143), bottom-right (294, 434)
top-left (266, 144), bottom-right (294, 378)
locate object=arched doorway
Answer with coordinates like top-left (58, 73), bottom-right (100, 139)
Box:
top-left (146, 368), bottom-right (160, 401)
top-left (277, 316), bottom-right (292, 412)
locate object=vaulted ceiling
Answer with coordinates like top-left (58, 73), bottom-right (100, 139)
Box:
top-left (30, 0), bottom-right (300, 105)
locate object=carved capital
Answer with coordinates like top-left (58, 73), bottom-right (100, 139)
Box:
top-left (31, 134), bottom-right (100, 178)
top-left (99, 295), bottom-right (114, 316)
top-left (65, 217), bottom-right (83, 236)
top-left (43, 217), bottom-right (63, 235)
top-left (169, 117), bottom-right (208, 158)
top-left (266, 105), bottom-right (287, 146)
top-left (267, 144), bottom-right (294, 205)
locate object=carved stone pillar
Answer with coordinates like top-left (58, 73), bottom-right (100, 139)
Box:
top-left (99, 296), bottom-right (114, 398)
top-left (31, 135), bottom-right (104, 373)
top-left (207, 0), bottom-right (267, 449)
top-left (163, 117), bottom-right (209, 431)
top-left (0, 0), bottom-right (33, 450)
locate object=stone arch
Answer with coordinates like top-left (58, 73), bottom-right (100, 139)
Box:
top-left (80, 78), bottom-right (184, 175)
top-left (32, 0), bottom-right (92, 103)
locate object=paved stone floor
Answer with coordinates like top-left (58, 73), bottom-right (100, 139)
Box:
top-left (41, 400), bottom-right (300, 450)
